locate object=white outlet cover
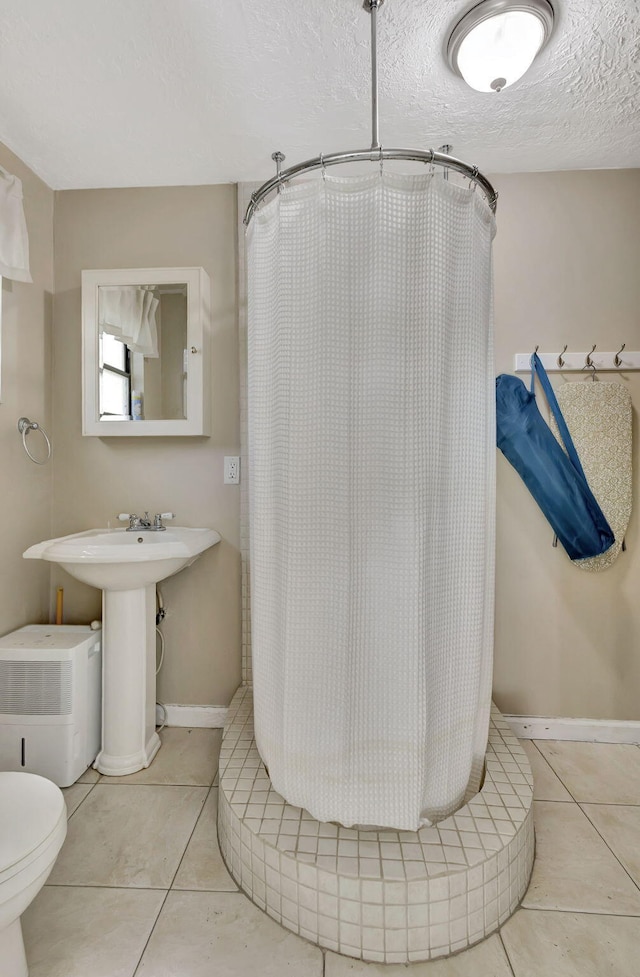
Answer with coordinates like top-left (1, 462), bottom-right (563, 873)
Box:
top-left (224, 456), bottom-right (240, 484)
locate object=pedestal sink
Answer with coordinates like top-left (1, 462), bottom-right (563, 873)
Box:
top-left (24, 527), bottom-right (221, 776)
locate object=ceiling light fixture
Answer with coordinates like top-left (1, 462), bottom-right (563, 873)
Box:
top-left (447, 0), bottom-right (555, 93)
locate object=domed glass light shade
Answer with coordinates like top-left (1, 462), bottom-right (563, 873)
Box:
top-left (447, 0), bottom-right (554, 93)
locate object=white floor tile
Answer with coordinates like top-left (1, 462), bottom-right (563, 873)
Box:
top-left (581, 804), bottom-right (640, 887)
top-left (520, 741), bottom-right (572, 801)
top-left (173, 788), bottom-right (238, 891)
top-left (62, 782), bottom-right (94, 817)
top-left (100, 728), bottom-right (222, 786)
top-left (502, 908), bottom-right (640, 976)
top-left (325, 933), bottom-right (513, 974)
top-left (522, 801), bottom-right (640, 914)
top-left (76, 765), bottom-right (100, 784)
top-left (22, 886), bottom-right (165, 977)
top-left (25, 726), bottom-right (640, 973)
top-left (135, 890), bottom-right (323, 977)
top-left (537, 741), bottom-right (640, 803)
top-left (48, 784), bottom-right (207, 888)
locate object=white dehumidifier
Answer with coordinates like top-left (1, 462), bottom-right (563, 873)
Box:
top-left (0, 624), bottom-right (101, 787)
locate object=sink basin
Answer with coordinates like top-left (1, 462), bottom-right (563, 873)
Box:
top-left (24, 527), bottom-right (221, 590)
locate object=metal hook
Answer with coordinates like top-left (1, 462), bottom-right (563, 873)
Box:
top-left (614, 342), bottom-right (626, 368)
top-left (319, 153), bottom-right (326, 181)
top-left (244, 190), bottom-right (260, 225)
top-left (379, 143), bottom-right (384, 176)
top-left (557, 344), bottom-right (568, 368)
top-left (534, 345), bottom-right (539, 355)
top-left (439, 144), bottom-right (452, 182)
top-left (584, 344), bottom-right (597, 381)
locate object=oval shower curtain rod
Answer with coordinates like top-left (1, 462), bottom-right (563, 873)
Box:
top-left (244, 0), bottom-right (498, 226)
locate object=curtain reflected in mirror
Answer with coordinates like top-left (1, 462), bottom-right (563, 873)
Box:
top-left (98, 283), bottom-right (188, 421)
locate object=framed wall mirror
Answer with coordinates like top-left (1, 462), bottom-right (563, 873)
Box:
top-left (82, 267), bottom-right (211, 436)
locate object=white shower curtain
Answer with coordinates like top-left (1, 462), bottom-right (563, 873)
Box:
top-left (248, 172), bottom-right (496, 831)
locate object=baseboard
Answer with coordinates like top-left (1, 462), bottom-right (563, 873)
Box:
top-left (505, 715), bottom-right (640, 745)
top-left (155, 704), bottom-right (228, 728)
top-left (154, 705), bottom-right (640, 743)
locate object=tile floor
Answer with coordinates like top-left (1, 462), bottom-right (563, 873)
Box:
top-left (21, 729), bottom-right (640, 977)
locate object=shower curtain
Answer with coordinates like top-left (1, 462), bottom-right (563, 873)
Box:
top-left (248, 172), bottom-right (496, 831)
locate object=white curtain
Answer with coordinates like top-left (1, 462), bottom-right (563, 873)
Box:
top-left (98, 286), bottom-right (159, 357)
top-left (248, 172), bottom-right (496, 831)
top-left (0, 165), bottom-right (31, 283)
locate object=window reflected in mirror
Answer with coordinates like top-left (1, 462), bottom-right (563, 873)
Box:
top-left (97, 283), bottom-right (188, 421)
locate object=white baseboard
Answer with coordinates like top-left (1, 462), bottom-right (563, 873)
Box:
top-left (505, 715), bottom-right (640, 745)
top-left (156, 704), bottom-right (228, 729)
top-left (154, 705), bottom-right (640, 744)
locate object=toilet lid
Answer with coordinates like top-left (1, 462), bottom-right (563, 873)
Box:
top-left (0, 772), bottom-right (66, 873)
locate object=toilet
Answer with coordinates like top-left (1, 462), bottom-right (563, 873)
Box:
top-left (0, 772), bottom-right (67, 977)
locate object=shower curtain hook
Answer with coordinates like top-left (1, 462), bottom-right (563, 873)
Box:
top-left (558, 344), bottom-right (568, 368)
top-left (439, 144), bottom-right (452, 182)
top-left (614, 342), bottom-right (626, 367)
top-left (320, 153), bottom-right (326, 181)
top-left (379, 144), bottom-right (384, 176)
top-left (245, 190), bottom-right (260, 224)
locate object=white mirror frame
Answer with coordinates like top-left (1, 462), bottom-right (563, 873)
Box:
top-left (82, 266), bottom-right (211, 436)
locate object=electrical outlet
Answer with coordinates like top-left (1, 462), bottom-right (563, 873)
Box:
top-left (224, 456), bottom-right (240, 484)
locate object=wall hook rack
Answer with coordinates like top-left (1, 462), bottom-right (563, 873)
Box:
top-left (515, 348), bottom-right (640, 373)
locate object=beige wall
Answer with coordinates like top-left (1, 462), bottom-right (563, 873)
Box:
top-left (52, 185), bottom-right (241, 706)
top-left (492, 170), bottom-right (640, 720)
top-left (0, 142), bottom-right (54, 636)
top-left (2, 154), bottom-right (636, 721)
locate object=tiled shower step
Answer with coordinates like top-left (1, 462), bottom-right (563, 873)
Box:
top-left (218, 686), bottom-right (534, 964)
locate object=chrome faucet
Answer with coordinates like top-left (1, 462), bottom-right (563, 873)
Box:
top-left (118, 512), bottom-right (175, 532)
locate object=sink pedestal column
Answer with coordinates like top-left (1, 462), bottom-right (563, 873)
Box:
top-left (94, 584), bottom-right (161, 776)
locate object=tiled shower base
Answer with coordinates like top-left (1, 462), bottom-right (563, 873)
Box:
top-left (218, 686), bottom-right (534, 963)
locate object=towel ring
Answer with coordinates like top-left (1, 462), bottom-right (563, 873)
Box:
top-left (18, 417), bottom-right (52, 465)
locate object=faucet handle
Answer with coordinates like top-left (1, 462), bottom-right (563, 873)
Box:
top-left (117, 513), bottom-right (133, 521)
top-left (153, 512), bottom-right (175, 529)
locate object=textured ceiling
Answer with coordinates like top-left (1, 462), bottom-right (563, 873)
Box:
top-left (0, 0), bottom-right (638, 189)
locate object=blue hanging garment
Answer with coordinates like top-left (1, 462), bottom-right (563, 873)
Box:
top-left (496, 354), bottom-right (615, 562)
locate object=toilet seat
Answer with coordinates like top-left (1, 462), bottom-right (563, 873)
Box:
top-left (0, 773), bottom-right (67, 885)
